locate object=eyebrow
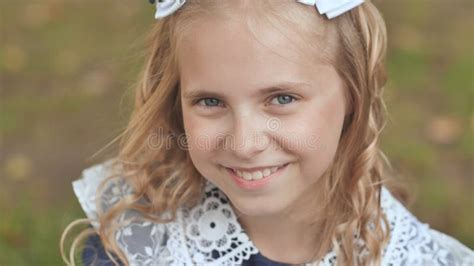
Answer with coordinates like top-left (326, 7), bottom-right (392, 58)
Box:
top-left (182, 81), bottom-right (310, 100)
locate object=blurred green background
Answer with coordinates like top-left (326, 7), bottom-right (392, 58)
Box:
top-left (0, 0), bottom-right (472, 265)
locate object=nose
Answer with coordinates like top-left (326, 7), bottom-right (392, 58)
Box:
top-left (227, 112), bottom-right (269, 160)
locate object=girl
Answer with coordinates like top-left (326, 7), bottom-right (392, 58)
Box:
top-left (61, 0), bottom-right (474, 265)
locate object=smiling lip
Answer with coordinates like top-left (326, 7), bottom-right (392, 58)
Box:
top-left (225, 163), bottom-right (289, 190)
top-left (227, 164), bottom-right (285, 172)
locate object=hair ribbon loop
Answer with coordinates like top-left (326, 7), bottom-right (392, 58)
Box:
top-left (151, 0), bottom-right (364, 20)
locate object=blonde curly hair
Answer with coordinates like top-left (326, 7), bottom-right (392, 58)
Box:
top-left (61, 1), bottom-right (408, 265)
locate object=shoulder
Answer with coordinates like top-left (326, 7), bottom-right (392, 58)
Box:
top-left (82, 233), bottom-right (122, 266)
top-left (381, 187), bottom-right (474, 265)
top-left (72, 160), bottom-right (173, 265)
top-left (428, 229), bottom-right (474, 265)
top-left (72, 159), bottom-right (132, 227)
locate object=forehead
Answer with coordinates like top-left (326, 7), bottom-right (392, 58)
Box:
top-left (177, 15), bottom-right (337, 91)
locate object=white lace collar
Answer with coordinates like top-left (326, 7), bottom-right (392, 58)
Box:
top-left (73, 161), bottom-right (474, 266)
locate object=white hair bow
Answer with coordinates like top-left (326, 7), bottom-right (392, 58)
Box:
top-left (152, 0), bottom-right (364, 20)
top-left (296, 0), bottom-right (364, 19)
top-left (153, 0), bottom-right (186, 19)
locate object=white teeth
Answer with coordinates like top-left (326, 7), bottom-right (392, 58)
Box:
top-left (262, 168), bottom-right (271, 177)
top-left (252, 171), bottom-right (263, 180)
top-left (242, 172), bottom-right (252, 181)
top-left (232, 164), bottom-right (287, 181)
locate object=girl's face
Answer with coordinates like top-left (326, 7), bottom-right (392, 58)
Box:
top-left (179, 16), bottom-right (347, 218)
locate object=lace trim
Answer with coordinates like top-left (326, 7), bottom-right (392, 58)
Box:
top-left (166, 182), bottom-right (259, 265)
top-left (73, 161), bottom-right (474, 265)
top-left (381, 188), bottom-right (473, 265)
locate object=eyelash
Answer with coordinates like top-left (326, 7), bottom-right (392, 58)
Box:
top-left (194, 94), bottom-right (298, 109)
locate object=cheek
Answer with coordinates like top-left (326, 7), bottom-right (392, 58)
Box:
top-left (279, 97), bottom-right (345, 176)
top-left (184, 118), bottom-right (224, 153)
top-left (279, 117), bottom-right (334, 165)
top-left (182, 110), bottom-right (208, 169)
top-left (183, 123), bottom-right (218, 183)
top-left (182, 112), bottom-right (225, 175)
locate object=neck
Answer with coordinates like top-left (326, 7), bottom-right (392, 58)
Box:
top-left (233, 184), bottom-right (329, 264)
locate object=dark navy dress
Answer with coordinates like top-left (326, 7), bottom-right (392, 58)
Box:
top-left (83, 234), bottom-right (292, 266)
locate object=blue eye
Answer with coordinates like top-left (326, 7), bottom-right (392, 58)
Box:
top-left (270, 94), bottom-right (297, 105)
top-left (194, 94), bottom-right (297, 109)
top-left (196, 98), bottom-right (222, 108)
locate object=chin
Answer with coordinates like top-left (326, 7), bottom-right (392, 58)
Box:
top-left (228, 194), bottom-right (288, 218)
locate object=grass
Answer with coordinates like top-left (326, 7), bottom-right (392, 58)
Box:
top-left (0, 198), bottom-right (84, 265)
